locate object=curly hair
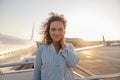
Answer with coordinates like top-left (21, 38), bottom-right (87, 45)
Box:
top-left (40, 12), bottom-right (67, 44)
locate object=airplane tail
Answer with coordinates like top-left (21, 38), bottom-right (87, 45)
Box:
top-left (30, 21), bottom-right (35, 41)
top-left (102, 35), bottom-right (107, 46)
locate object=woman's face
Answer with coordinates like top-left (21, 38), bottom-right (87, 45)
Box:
top-left (49, 21), bottom-right (65, 42)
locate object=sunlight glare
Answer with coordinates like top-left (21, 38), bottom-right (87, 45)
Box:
top-left (82, 51), bottom-right (91, 55)
top-left (86, 56), bottom-right (92, 59)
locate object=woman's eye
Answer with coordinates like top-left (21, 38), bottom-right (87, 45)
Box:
top-left (51, 28), bottom-right (55, 31)
top-left (59, 28), bottom-right (63, 32)
top-left (50, 28), bottom-right (63, 32)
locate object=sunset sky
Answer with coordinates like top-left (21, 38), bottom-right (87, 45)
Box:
top-left (0, 0), bottom-right (120, 41)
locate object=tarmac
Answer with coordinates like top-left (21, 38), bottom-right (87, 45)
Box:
top-left (0, 45), bottom-right (120, 80)
top-left (74, 46), bottom-right (120, 80)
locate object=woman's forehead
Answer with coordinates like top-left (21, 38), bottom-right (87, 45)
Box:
top-left (50, 21), bottom-right (64, 28)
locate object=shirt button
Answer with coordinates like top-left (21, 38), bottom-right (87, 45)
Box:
top-left (57, 65), bottom-right (59, 67)
top-left (60, 52), bottom-right (62, 55)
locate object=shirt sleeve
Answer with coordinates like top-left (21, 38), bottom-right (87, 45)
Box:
top-left (33, 45), bottom-right (43, 80)
top-left (61, 43), bottom-right (80, 68)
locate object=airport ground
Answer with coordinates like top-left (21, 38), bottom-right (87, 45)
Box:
top-left (74, 46), bottom-right (120, 80)
top-left (0, 45), bottom-right (120, 80)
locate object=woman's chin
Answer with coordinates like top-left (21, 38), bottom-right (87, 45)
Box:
top-left (53, 39), bottom-right (61, 42)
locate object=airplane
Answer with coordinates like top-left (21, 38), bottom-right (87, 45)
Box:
top-left (110, 42), bottom-right (120, 46)
top-left (0, 21), bottom-right (36, 65)
top-left (0, 33), bottom-right (37, 65)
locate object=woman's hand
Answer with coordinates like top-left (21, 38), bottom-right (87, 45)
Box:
top-left (60, 36), bottom-right (66, 49)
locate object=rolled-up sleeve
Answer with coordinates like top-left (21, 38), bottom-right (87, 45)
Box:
top-left (33, 46), bottom-right (43, 80)
top-left (61, 43), bottom-right (79, 68)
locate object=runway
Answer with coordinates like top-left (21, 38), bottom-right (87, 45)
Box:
top-left (74, 46), bottom-right (120, 80)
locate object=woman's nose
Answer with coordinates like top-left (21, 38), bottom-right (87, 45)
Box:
top-left (55, 30), bottom-right (59, 35)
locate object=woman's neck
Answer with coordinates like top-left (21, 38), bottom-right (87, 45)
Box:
top-left (53, 41), bottom-right (58, 45)
top-left (53, 41), bottom-right (61, 54)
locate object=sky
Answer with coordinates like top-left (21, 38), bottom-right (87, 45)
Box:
top-left (0, 0), bottom-right (120, 41)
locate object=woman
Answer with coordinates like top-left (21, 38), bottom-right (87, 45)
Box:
top-left (33, 12), bottom-right (79, 80)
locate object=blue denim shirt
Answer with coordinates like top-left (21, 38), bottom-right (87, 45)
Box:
top-left (33, 43), bottom-right (79, 80)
